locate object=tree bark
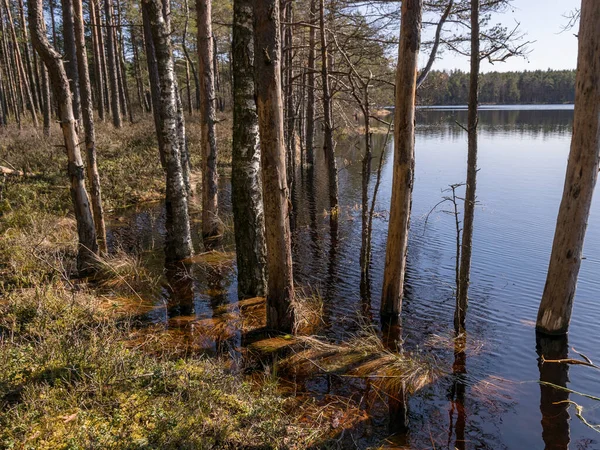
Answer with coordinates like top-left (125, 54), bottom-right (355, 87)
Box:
top-left (305, 0), bottom-right (316, 167)
top-left (182, 0), bottom-right (200, 111)
top-left (89, 0), bottom-right (105, 121)
top-left (197, 0), bottom-right (221, 246)
top-left (380, 0), bottom-right (422, 320)
top-left (61, 0), bottom-right (82, 123)
top-left (319, 0), bottom-right (339, 213)
top-left (142, 0), bottom-right (193, 263)
top-left (28, 0), bottom-right (98, 273)
top-left (455, 0), bottom-right (480, 332)
top-left (73, 0), bottom-right (107, 255)
top-left (3, 0), bottom-right (37, 127)
top-left (17, 0), bottom-right (41, 113)
top-left (104, 0), bottom-right (122, 127)
top-left (253, 0), bottom-right (295, 332)
top-left (232, 0), bottom-right (267, 300)
top-left (537, 0), bottom-right (600, 335)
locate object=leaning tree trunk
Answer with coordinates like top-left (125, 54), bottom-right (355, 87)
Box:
top-left (536, 0), bottom-right (600, 335)
top-left (231, 0), bottom-right (267, 300)
top-left (319, 0), bottom-right (339, 213)
top-left (104, 0), bottom-right (122, 127)
top-left (61, 0), bottom-right (82, 124)
top-left (380, 0), bottom-right (422, 320)
top-left (28, 0), bottom-right (98, 273)
top-left (253, 0), bottom-right (295, 332)
top-left (197, 0), bottom-right (221, 246)
top-left (3, 0), bottom-right (37, 127)
top-left (73, 0), bottom-right (107, 254)
top-left (142, 0), bottom-right (193, 263)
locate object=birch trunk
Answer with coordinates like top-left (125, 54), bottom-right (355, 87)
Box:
top-left (197, 0), bottom-right (221, 246)
top-left (142, 0), bottom-right (193, 262)
top-left (73, 0), bottom-right (107, 254)
top-left (537, 0), bottom-right (600, 335)
top-left (232, 0), bottom-right (267, 299)
top-left (253, 0), bottom-right (295, 332)
top-left (380, 0), bottom-right (422, 320)
top-left (28, 0), bottom-right (98, 273)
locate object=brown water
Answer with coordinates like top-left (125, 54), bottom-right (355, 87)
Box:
top-left (107, 105), bottom-right (600, 449)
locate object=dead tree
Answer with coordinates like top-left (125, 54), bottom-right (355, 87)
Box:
top-left (28, 0), bottom-right (98, 273)
top-left (537, 0), bottom-right (600, 335)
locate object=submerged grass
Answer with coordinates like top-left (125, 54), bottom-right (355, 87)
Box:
top-left (0, 287), bottom-right (319, 449)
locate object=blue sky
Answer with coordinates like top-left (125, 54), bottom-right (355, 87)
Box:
top-left (421, 0), bottom-right (581, 73)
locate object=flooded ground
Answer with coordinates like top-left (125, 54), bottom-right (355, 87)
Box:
top-left (106, 105), bottom-right (600, 449)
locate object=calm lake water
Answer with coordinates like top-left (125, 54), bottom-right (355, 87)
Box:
top-left (108, 105), bottom-right (600, 449)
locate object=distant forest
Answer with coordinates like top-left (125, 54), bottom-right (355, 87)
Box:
top-left (417, 69), bottom-right (576, 105)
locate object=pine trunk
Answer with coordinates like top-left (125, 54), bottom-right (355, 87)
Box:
top-left (197, 0), bottom-right (221, 246)
top-left (28, 0), bottom-right (98, 273)
top-left (455, 0), bottom-right (480, 332)
top-left (104, 0), bottom-right (122, 127)
top-left (89, 0), bottom-right (105, 121)
top-left (305, 0), bottom-right (316, 167)
top-left (380, 0), bottom-right (422, 320)
top-left (253, 0), bottom-right (295, 332)
top-left (536, 0), bottom-right (600, 335)
top-left (61, 0), bottom-right (82, 123)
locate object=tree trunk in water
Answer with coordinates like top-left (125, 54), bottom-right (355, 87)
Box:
top-left (142, 0), bottom-right (193, 263)
top-left (73, 0), bottom-right (107, 255)
top-left (380, 0), bottom-right (422, 320)
top-left (232, 0), bottom-right (267, 300)
top-left (359, 87), bottom-right (371, 301)
top-left (28, 0), bottom-right (98, 273)
top-left (104, 0), bottom-right (122, 127)
top-left (61, 0), bottom-right (82, 124)
top-left (455, 0), bottom-right (480, 333)
top-left (305, 0), bottom-right (316, 167)
top-left (536, 0), bottom-right (600, 335)
top-left (3, 0), bottom-right (37, 127)
top-left (253, 0), bottom-right (295, 332)
top-left (319, 0), bottom-right (338, 213)
top-left (89, 0), bottom-right (104, 121)
top-left (197, 0), bottom-right (221, 246)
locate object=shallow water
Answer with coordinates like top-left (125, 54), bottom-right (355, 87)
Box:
top-left (107, 105), bottom-right (600, 449)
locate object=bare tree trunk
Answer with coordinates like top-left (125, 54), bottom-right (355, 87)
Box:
top-left (253, 0), bottom-right (295, 332)
top-left (182, 0), bottom-right (200, 111)
top-left (380, 0), bottom-right (422, 320)
top-left (142, 0), bottom-right (193, 263)
top-left (455, 0), bottom-right (480, 333)
top-left (283, 0), bottom-right (296, 189)
top-left (94, 0), bottom-right (110, 118)
top-left (305, 0), bottom-right (316, 167)
top-left (232, 0), bottom-right (267, 300)
top-left (359, 85), bottom-right (372, 301)
top-left (0, 10), bottom-right (19, 127)
top-left (28, 0), bottom-right (98, 273)
top-left (3, 0), bottom-right (38, 127)
top-left (89, 0), bottom-right (105, 121)
top-left (61, 0), bottom-right (82, 124)
top-left (319, 0), bottom-right (338, 213)
top-left (537, 0), bottom-right (600, 335)
top-left (73, 0), bottom-right (107, 255)
top-left (197, 0), bottom-right (221, 246)
top-left (17, 0), bottom-right (40, 113)
top-left (104, 0), bottom-right (122, 127)
top-left (40, 60), bottom-right (50, 135)
top-left (49, 0), bottom-right (57, 45)
top-left (131, 24), bottom-right (145, 112)
top-left (416, 0), bottom-right (453, 88)
top-left (115, 0), bottom-right (133, 123)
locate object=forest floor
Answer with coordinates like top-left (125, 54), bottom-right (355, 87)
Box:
top-left (0, 116), bottom-right (337, 449)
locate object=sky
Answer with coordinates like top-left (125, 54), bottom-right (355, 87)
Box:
top-left (420, 0), bottom-right (581, 73)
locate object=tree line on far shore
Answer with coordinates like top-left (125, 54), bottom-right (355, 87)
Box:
top-left (418, 69), bottom-right (576, 105)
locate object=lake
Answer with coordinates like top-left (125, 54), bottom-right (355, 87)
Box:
top-left (107, 105), bottom-right (600, 449)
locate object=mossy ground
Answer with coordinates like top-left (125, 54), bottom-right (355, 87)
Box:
top-left (0, 117), bottom-right (327, 449)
